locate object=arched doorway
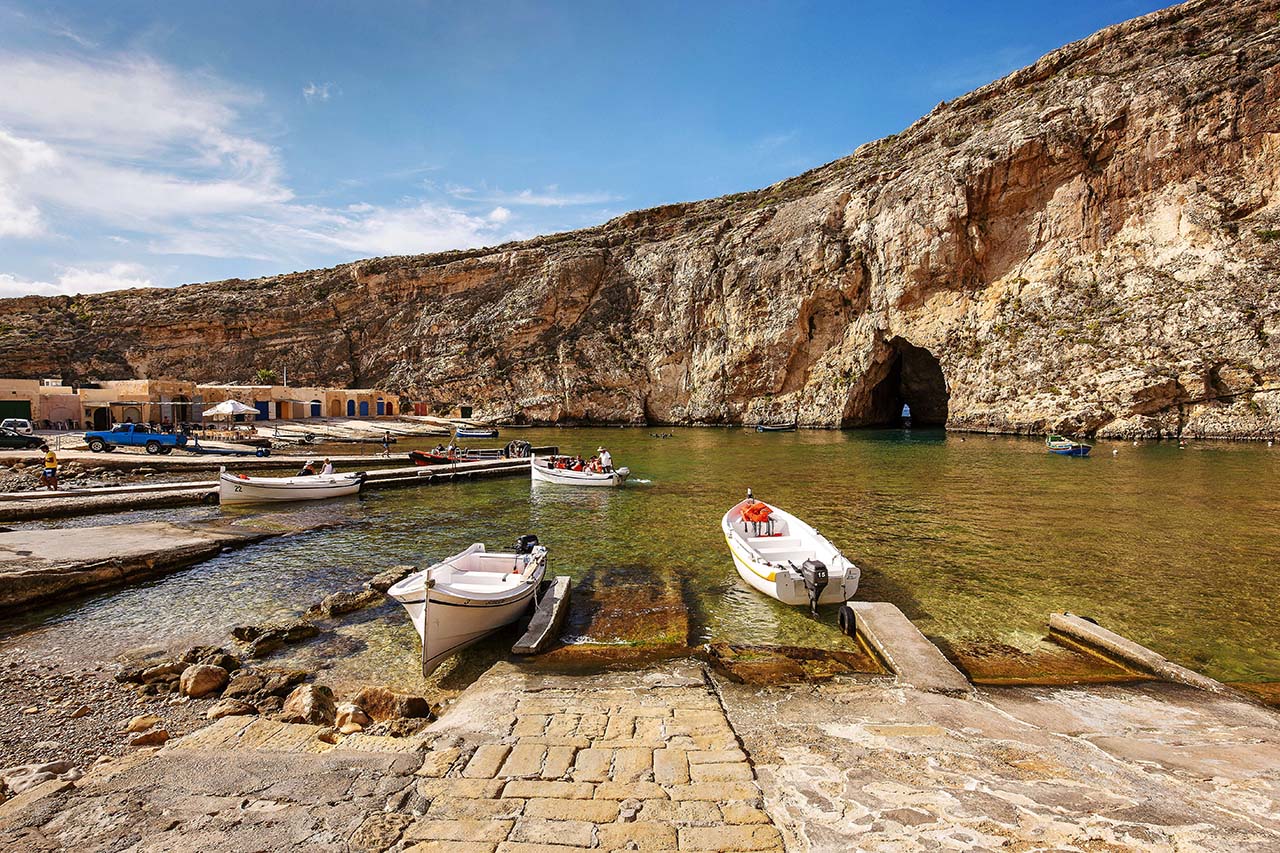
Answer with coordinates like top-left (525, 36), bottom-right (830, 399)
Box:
top-left (310, 399), bottom-right (322, 417)
top-left (92, 407), bottom-right (111, 430)
top-left (347, 399), bottom-right (356, 417)
top-left (359, 401), bottom-right (369, 417)
top-left (171, 395), bottom-right (192, 424)
top-left (376, 399), bottom-right (385, 416)
top-left (122, 406), bottom-right (142, 423)
top-left (386, 401), bottom-right (396, 416)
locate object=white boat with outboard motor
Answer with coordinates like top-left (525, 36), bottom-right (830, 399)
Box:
top-left (387, 536), bottom-right (548, 675)
top-left (218, 467), bottom-right (364, 503)
top-left (531, 455), bottom-right (630, 487)
top-left (720, 490), bottom-right (860, 612)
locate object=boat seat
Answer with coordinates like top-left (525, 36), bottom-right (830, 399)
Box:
top-left (748, 536), bottom-right (803, 549)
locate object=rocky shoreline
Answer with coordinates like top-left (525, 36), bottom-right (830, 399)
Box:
top-left (0, 565), bottom-right (432, 804)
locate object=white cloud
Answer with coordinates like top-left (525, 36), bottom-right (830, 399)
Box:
top-left (0, 50), bottom-right (611, 296)
top-left (0, 263), bottom-right (154, 298)
top-left (447, 184), bottom-right (620, 207)
top-left (302, 82), bottom-right (332, 103)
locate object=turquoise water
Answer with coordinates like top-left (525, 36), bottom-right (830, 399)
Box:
top-left (4, 427), bottom-right (1277, 687)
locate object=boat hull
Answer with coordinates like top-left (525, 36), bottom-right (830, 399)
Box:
top-left (1047, 445), bottom-right (1092, 456)
top-left (755, 425), bottom-right (796, 432)
top-left (531, 458), bottom-right (630, 487)
top-left (387, 544), bottom-right (547, 674)
top-left (456, 429), bottom-right (499, 439)
top-left (720, 500), bottom-right (859, 606)
top-left (218, 472), bottom-right (362, 503)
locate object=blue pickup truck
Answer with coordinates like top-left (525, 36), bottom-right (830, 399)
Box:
top-left (85, 424), bottom-right (189, 455)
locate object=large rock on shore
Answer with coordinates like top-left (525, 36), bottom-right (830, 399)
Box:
top-left (0, 1), bottom-right (1276, 439)
top-left (178, 664), bottom-right (229, 699)
top-left (279, 685), bottom-right (336, 726)
top-left (350, 687), bottom-right (432, 722)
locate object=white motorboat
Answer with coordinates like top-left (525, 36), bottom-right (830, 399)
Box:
top-left (531, 455), bottom-right (630, 487)
top-left (721, 492), bottom-right (860, 611)
top-left (218, 468), bottom-right (364, 503)
top-left (387, 536), bottom-right (548, 675)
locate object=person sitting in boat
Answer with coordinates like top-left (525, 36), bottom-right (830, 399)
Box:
top-left (297, 459), bottom-right (318, 477)
top-left (598, 446), bottom-right (613, 472)
top-left (321, 458), bottom-right (334, 475)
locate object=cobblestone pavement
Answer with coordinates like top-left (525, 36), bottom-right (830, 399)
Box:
top-left (0, 660), bottom-right (785, 852)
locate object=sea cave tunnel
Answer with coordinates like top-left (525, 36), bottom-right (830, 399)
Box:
top-left (855, 337), bottom-right (950, 427)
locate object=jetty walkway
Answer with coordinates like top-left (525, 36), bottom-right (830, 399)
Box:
top-left (0, 452), bottom-right (555, 522)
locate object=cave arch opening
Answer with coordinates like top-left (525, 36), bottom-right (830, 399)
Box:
top-left (856, 337), bottom-right (950, 427)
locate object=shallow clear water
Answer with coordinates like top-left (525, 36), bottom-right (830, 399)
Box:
top-left (3, 427), bottom-right (1277, 688)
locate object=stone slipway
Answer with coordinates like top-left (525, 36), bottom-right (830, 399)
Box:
top-left (0, 520), bottom-right (315, 613)
top-left (4, 659), bottom-right (1279, 851)
top-left (846, 601), bottom-right (972, 694)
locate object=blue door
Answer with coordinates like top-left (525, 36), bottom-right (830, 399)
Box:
top-left (347, 400), bottom-right (355, 417)
top-left (376, 399), bottom-right (385, 416)
top-left (310, 400), bottom-right (322, 417)
top-left (359, 401), bottom-right (369, 417)
top-left (254, 401), bottom-right (270, 420)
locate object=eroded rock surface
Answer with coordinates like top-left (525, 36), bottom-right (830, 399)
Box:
top-left (1, 1), bottom-right (1278, 439)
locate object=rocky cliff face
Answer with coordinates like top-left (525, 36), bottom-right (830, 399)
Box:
top-left (3, 0), bottom-right (1279, 438)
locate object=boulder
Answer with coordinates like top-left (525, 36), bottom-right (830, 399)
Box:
top-left (122, 714), bottom-right (161, 734)
top-left (129, 729), bottom-right (169, 747)
top-left (221, 672), bottom-right (266, 700)
top-left (261, 669), bottom-right (309, 696)
top-left (139, 661), bottom-right (186, 684)
top-left (281, 620), bottom-right (320, 642)
top-left (307, 589), bottom-right (384, 618)
top-left (279, 684), bottom-right (336, 726)
top-left (365, 566), bottom-right (415, 593)
top-left (335, 702), bottom-right (370, 729)
top-left (206, 699), bottom-right (258, 720)
top-left (231, 624), bottom-right (264, 642)
top-left (245, 632), bottom-right (285, 659)
top-left (351, 687), bottom-right (432, 722)
top-left (179, 664), bottom-right (229, 698)
top-left (180, 645), bottom-right (241, 672)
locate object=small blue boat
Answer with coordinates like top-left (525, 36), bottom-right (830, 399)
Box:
top-left (1046, 433), bottom-right (1092, 456)
top-left (456, 427), bottom-right (499, 439)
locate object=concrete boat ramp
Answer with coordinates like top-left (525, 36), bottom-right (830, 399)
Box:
top-left (2, 654), bottom-right (1277, 851)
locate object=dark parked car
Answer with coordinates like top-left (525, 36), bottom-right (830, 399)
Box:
top-left (0, 427), bottom-right (43, 449)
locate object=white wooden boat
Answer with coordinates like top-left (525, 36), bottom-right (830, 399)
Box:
top-left (387, 537), bottom-right (548, 675)
top-left (218, 468), bottom-right (364, 503)
top-left (531, 456), bottom-right (630, 487)
top-left (721, 493), bottom-right (859, 611)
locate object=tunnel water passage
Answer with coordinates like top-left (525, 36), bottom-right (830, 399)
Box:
top-left (859, 337), bottom-right (949, 426)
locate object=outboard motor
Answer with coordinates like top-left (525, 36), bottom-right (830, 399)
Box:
top-left (514, 534), bottom-right (541, 555)
top-left (799, 559), bottom-right (828, 615)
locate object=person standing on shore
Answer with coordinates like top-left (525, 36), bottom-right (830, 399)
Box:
top-left (39, 443), bottom-right (58, 491)
top-left (381, 431), bottom-right (391, 457)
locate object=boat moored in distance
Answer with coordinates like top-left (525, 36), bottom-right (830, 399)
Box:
top-left (755, 424), bottom-right (796, 432)
top-left (530, 455), bottom-right (630, 487)
top-left (218, 467), bottom-right (364, 503)
top-left (1046, 433), bottom-right (1092, 456)
top-left (387, 536), bottom-right (547, 675)
top-left (409, 448), bottom-right (503, 466)
top-left (456, 427), bottom-right (499, 439)
top-left (721, 492), bottom-right (860, 612)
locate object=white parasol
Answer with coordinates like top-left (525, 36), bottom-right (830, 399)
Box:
top-left (202, 399), bottom-right (259, 418)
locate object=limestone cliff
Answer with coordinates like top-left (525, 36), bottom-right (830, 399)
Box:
top-left (2, 0), bottom-right (1279, 438)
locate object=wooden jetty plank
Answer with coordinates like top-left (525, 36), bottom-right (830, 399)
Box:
top-left (513, 576), bottom-right (573, 655)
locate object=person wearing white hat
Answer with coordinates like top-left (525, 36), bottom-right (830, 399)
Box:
top-left (597, 446), bottom-right (613, 473)
top-left (297, 459), bottom-right (318, 477)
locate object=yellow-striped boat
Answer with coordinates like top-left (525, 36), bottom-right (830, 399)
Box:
top-left (720, 492), bottom-right (860, 612)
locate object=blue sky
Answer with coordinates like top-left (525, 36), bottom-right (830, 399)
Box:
top-left (0, 0), bottom-right (1169, 297)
